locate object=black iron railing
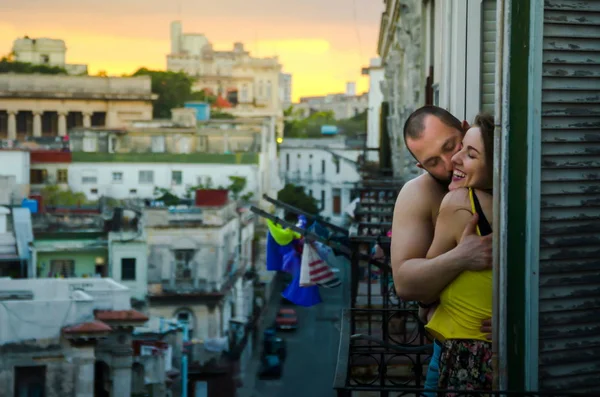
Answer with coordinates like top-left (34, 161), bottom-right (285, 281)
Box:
top-left (349, 179), bottom-right (403, 310)
top-left (334, 308), bottom-right (432, 396)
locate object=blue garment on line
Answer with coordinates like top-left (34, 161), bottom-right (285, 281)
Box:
top-left (281, 247), bottom-right (322, 307)
top-left (266, 231), bottom-right (298, 271)
top-left (423, 340), bottom-right (442, 396)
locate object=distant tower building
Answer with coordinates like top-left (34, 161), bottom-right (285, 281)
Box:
top-left (346, 81), bottom-right (356, 97)
top-left (170, 21), bottom-right (182, 54)
top-left (12, 37), bottom-right (88, 75)
top-left (279, 73), bottom-right (292, 109)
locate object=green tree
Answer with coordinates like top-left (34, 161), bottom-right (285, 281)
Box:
top-left (0, 58), bottom-right (68, 75)
top-left (227, 176), bottom-right (247, 200)
top-left (132, 68), bottom-right (194, 118)
top-left (153, 187), bottom-right (180, 206)
top-left (41, 185), bottom-right (89, 207)
top-left (277, 184), bottom-right (320, 215)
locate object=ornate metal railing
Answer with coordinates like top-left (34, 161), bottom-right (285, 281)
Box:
top-left (349, 179), bottom-right (403, 310)
top-left (334, 307), bottom-right (432, 396)
top-left (333, 309), bottom-right (589, 397)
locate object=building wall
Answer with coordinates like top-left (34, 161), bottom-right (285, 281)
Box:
top-left (0, 150), bottom-right (30, 185)
top-left (292, 93), bottom-right (369, 120)
top-left (35, 249), bottom-right (106, 278)
top-left (167, 22), bottom-right (283, 118)
top-left (366, 59), bottom-right (385, 157)
top-left (12, 37), bottom-right (67, 66)
top-left (279, 142), bottom-right (361, 223)
top-left (30, 162), bottom-right (70, 188)
top-left (146, 217), bottom-right (239, 288)
top-left (148, 303), bottom-right (216, 341)
top-left (68, 162), bottom-right (259, 200)
top-left (0, 346), bottom-right (88, 397)
top-left (109, 239), bottom-right (148, 301)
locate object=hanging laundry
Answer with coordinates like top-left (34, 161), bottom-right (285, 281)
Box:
top-left (266, 219), bottom-right (301, 246)
top-left (296, 215), bottom-right (308, 229)
top-left (281, 247), bottom-right (322, 307)
top-left (266, 232), bottom-right (285, 271)
top-left (300, 242), bottom-right (341, 288)
top-left (313, 241), bottom-right (344, 270)
top-left (308, 221), bottom-right (330, 239)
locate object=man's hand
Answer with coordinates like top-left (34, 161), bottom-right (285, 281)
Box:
top-left (455, 213), bottom-right (493, 272)
top-left (481, 318), bottom-right (492, 341)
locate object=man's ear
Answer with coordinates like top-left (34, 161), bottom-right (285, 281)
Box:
top-left (461, 120), bottom-right (471, 132)
top-left (416, 162), bottom-right (423, 169)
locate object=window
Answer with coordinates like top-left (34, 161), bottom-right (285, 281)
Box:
top-left (121, 258), bottom-right (136, 281)
top-left (179, 137), bottom-right (190, 154)
top-left (40, 54), bottom-right (50, 64)
top-left (151, 136), bottom-right (165, 153)
top-left (90, 188), bottom-right (98, 195)
top-left (321, 159), bottom-right (326, 174)
top-left (258, 81), bottom-right (264, 97)
top-left (332, 188), bottom-right (341, 215)
top-left (266, 80), bottom-right (272, 98)
top-left (81, 175), bottom-right (97, 184)
top-left (139, 170), bottom-right (154, 184)
top-left (14, 366), bottom-right (46, 397)
top-left (285, 154), bottom-right (289, 171)
top-left (82, 136), bottom-right (97, 152)
top-left (172, 170), bottom-right (183, 185)
top-left (308, 164), bottom-right (312, 174)
top-left (320, 190), bottom-right (325, 210)
top-left (112, 172), bottom-right (123, 183)
top-left (129, 189), bottom-right (137, 194)
top-left (175, 249), bottom-right (195, 279)
top-left (57, 169), bottom-right (68, 183)
top-left (336, 159), bottom-right (340, 174)
top-left (50, 260), bottom-right (74, 277)
top-left (241, 84), bottom-right (248, 102)
top-left (176, 310), bottom-right (194, 338)
top-left (108, 136), bottom-right (118, 153)
top-left (30, 169), bottom-right (47, 184)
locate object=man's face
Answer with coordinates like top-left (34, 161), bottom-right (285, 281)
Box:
top-left (406, 115), bottom-right (464, 185)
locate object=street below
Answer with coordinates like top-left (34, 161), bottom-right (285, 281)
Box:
top-left (247, 263), bottom-right (349, 397)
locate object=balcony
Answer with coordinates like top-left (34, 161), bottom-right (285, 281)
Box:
top-left (284, 170), bottom-right (301, 184)
top-left (333, 173), bottom-right (573, 396)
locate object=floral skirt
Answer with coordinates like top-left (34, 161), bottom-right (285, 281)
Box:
top-left (438, 339), bottom-right (493, 394)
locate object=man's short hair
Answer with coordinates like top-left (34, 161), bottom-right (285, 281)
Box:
top-left (403, 106), bottom-right (463, 142)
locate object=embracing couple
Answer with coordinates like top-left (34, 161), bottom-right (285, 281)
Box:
top-left (391, 106), bottom-right (495, 394)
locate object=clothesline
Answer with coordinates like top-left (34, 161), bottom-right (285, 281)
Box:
top-left (249, 205), bottom-right (388, 270)
top-left (261, 194), bottom-right (349, 235)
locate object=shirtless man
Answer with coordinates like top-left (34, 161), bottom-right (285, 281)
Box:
top-left (390, 106), bottom-right (493, 393)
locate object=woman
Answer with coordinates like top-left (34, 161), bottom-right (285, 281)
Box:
top-left (424, 113), bottom-right (495, 392)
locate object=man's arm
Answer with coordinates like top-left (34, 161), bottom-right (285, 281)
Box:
top-left (391, 184), bottom-right (491, 303)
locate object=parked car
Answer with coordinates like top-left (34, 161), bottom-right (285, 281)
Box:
top-left (262, 328), bottom-right (287, 361)
top-left (275, 308), bottom-right (298, 331)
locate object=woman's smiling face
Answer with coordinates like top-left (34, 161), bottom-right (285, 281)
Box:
top-left (449, 126), bottom-right (491, 191)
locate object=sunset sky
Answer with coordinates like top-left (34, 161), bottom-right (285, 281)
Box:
top-left (0, 0), bottom-right (382, 102)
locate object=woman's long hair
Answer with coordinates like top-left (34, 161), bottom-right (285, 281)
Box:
top-left (472, 113), bottom-right (495, 187)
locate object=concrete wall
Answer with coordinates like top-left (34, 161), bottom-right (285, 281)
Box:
top-left (279, 144), bottom-right (361, 223)
top-left (366, 59), bottom-right (384, 156)
top-left (0, 74), bottom-right (153, 96)
top-left (36, 249), bottom-right (106, 278)
top-left (0, 343), bottom-right (94, 397)
top-left (68, 162), bottom-right (259, 200)
top-left (0, 150), bottom-right (30, 185)
top-left (109, 238), bottom-right (148, 301)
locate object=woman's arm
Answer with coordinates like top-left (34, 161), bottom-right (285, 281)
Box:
top-left (419, 189), bottom-right (474, 304)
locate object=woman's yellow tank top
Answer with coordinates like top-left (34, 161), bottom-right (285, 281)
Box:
top-left (425, 188), bottom-right (492, 342)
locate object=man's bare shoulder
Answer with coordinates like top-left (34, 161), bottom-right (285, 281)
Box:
top-left (395, 174), bottom-right (447, 212)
